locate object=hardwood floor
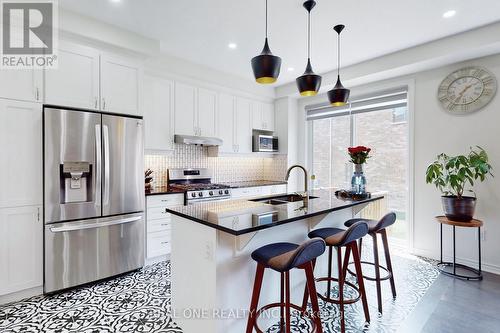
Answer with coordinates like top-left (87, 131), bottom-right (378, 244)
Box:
top-left (400, 270), bottom-right (500, 333)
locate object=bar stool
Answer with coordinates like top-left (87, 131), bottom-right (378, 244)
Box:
top-left (344, 212), bottom-right (397, 314)
top-left (246, 238), bottom-right (326, 333)
top-left (303, 222), bottom-right (370, 333)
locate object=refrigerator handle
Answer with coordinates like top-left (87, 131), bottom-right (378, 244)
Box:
top-left (49, 216), bottom-right (142, 233)
top-left (103, 124), bottom-right (110, 206)
top-left (95, 124), bottom-right (102, 208)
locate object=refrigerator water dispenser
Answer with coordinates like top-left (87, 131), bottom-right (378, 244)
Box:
top-left (61, 162), bottom-right (92, 203)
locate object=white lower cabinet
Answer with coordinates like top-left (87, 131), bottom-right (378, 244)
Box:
top-left (146, 194), bottom-right (184, 260)
top-left (0, 206), bottom-right (42, 297)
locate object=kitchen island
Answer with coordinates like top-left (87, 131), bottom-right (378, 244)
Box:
top-left (167, 189), bottom-right (383, 333)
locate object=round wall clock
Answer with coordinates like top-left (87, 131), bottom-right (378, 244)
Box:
top-left (437, 66), bottom-right (497, 114)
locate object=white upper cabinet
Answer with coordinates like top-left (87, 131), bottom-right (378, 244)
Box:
top-left (174, 82), bottom-right (197, 136)
top-left (100, 54), bottom-right (142, 115)
top-left (0, 68), bottom-right (42, 103)
top-left (197, 88), bottom-right (218, 137)
top-left (143, 76), bottom-right (174, 151)
top-left (218, 93), bottom-right (236, 153)
top-left (262, 102), bottom-right (275, 131)
top-left (235, 97), bottom-right (252, 153)
top-left (251, 101), bottom-right (275, 131)
top-left (0, 205), bottom-right (43, 296)
top-left (0, 100), bottom-right (42, 208)
top-left (44, 42), bottom-right (100, 109)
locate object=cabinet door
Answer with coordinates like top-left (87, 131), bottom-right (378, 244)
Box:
top-left (143, 76), bottom-right (174, 151)
top-left (0, 68), bottom-right (42, 102)
top-left (262, 102), bottom-right (275, 131)
top-left (174, 82), bottom-right (197, 136)
top-left (251, 101), bottom-right (263, 130)
top-left (0, 100), bottom-right (42, 208)
top-left (100, 54), bottom-right (142, 115)
top-left (0, 206), bottom-right (43, 296)
top-left (197, 88), bottom-right (217, 137)
top-left (235, 97), bottom-right (252, 153)
top-left (45, 42), bottom-right (100, 109)
top-left (218, 93), bottom-right (235, 153)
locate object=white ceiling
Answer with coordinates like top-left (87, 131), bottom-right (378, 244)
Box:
top-left (59, 0), bottom-right (500, 85)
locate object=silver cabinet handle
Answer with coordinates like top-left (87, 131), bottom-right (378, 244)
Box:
top-left (35, 87), bottom-right (40, 101)
top-left (37, 207), bottom-right (40, 222)
top-left (161, 241), bottom-right (169, 245)
top-left (102, 98), bottom-right (106, 110)
top-left (50, 216), bottom-right (141, 233)
top-left (94, 97), bottom-right (98, 109)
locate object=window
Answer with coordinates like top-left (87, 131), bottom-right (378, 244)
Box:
top-left (308, 87), bottom-right (409, 242)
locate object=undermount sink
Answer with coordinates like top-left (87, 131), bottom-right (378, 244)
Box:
top-left (251, 194), bottom-right (318, 205)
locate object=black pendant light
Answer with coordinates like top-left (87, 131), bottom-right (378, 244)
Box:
top-left (251, 0), bottom-right (281, 84)
top-left (296, 0), bottom-right (321, 96)
top-left (327, 24), bottom-right (350, 106)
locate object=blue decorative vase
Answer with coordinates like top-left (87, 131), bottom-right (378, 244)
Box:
top-left (351, 164), bottom-right (366, 194)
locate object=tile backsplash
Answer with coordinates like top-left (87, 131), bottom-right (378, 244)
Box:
top-left (145, 144), bottom-right (287, 187)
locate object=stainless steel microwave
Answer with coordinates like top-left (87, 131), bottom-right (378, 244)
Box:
top-left (253, 134), bottom-right (279, 152)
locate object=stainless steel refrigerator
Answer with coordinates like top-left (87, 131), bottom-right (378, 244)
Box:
top-left (43, 106), bottom-right (145, 293)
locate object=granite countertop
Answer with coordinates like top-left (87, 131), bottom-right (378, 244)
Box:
top-left (166, 189), bottom-right (383, 235)
top-left (145, 186), bottom-right (185, 196)
top-left (220, 180), bottom-right (288, 188)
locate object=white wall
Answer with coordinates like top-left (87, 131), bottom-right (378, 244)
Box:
top-left (295, 53), bottom-right (500, 274)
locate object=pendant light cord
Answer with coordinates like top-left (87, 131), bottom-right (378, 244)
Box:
top-left (265, 0), bottom-right (268, 38)
top-left (307, 9), bottom-right (311, 59)
top-left (337, 30), bottom-right (340, 76)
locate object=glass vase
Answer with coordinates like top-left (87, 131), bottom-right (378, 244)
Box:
top-left (351, 164), bottom-right (366, 194)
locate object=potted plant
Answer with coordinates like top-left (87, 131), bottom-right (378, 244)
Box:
top-left (426, 146), bottom-right (493, 222)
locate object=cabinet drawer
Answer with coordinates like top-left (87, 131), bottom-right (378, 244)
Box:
top-left (147, 230), bottom-right (171, 258)
top-left (147, 194), bottom-right (184, 208)
top-left (148, 218), bottom-right (171, 233)
top-left (147, 206), bottom-right (172, 221)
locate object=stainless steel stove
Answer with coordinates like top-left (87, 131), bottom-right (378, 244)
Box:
top-left (168, 168), bottom-right (231, 203)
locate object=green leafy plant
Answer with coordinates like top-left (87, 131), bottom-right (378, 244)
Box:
top-left (426, 146), bottom-right (493, 199)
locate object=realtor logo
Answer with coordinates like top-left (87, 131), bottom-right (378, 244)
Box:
top-left (1, 0), bottom-right (58, 68)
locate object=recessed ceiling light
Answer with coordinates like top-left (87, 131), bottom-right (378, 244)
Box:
top-left (228, 43), bottom-right (237, 49)
top-left (287, 67), bottom-right (295, 72)
top-left (443, 10), bottom-right (456, 18)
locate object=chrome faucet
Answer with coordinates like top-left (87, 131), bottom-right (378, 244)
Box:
top-left (285, 165), bottom-right (309, 205)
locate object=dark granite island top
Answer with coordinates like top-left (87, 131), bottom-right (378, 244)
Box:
top-left (166, 189), bottom-right (383, 235)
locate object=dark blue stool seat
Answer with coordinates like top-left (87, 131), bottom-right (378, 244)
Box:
top-left (344, 212), bottom-right (398, 314)
top-left (247, 239), bottom-right (326, 333)
top-left (251, 239), bottom-right (326, 272)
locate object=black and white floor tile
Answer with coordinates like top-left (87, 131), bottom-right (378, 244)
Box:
top-left (0, 247), bottom-right (439, 333)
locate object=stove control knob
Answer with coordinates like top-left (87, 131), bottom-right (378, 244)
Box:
top-left (191, 192), bottom-right (196, 198)
top-left (198, 192), bottom-right (203, 197)
top-left (209, 191), bottom-right (214, 196)
top-left (224, 190), bottom-right (229, 195)
top-left (219, 190), bottom-right (224, 195)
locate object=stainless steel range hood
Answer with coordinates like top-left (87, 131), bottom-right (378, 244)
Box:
top-left (174, 134), bottom-right (223, 146)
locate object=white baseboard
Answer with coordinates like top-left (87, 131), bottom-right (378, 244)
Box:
top-left (411, 247), bottom-right (500, 276)
top-left (0, 286), bottom-right (43, 306)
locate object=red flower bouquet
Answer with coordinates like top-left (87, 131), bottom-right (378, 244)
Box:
top-left (348, 146), bottom-right (371, 164)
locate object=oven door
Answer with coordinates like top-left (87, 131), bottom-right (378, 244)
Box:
top-left (44, 213), bottom-right (144, 293)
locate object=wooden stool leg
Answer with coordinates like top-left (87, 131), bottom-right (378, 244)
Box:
top-left (352, 242), bottom-right (370, 323)
top-left (342, 245), bottom-right (351, 281)
top-left (359, 237), bottom-right (363, 257)
top-left (381, 229), bottom-right (397, 298)
top-left (372, 233), bottom-right (383, 314)
top-left (246, 263), bottom-right (265, 333)
top-left (337, 247), bottom-right (345, 333)
top-left (280, 272), bottom-right (285, 331)
top-left (304, 262), bottom-right (323, 333)
top-left (301, 258), bottom-right (316, 311)
top-left (285, 271), bottom-right (291, 333)
top-left (327, 246), bottom-right (333, 300)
